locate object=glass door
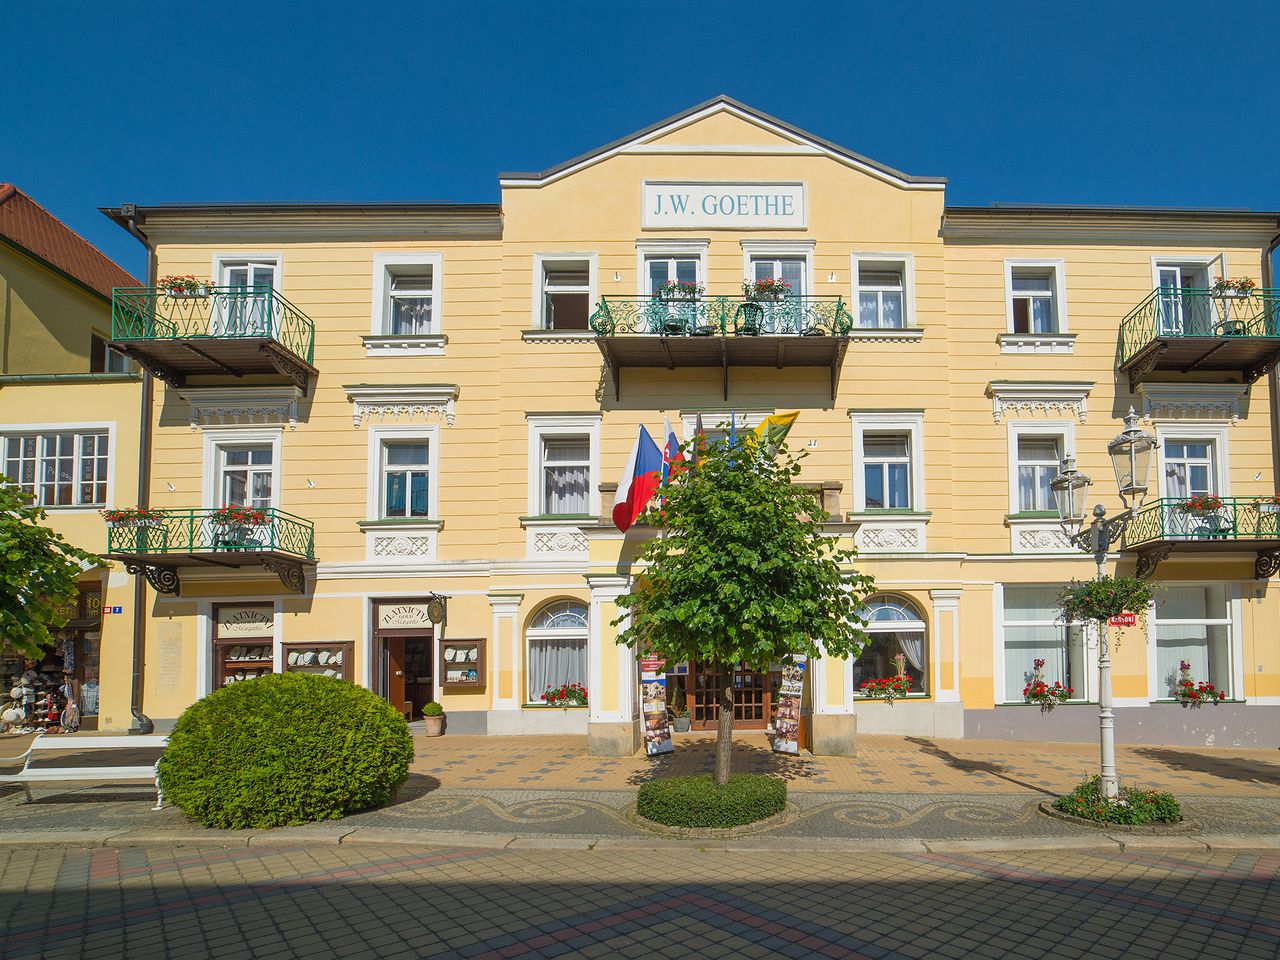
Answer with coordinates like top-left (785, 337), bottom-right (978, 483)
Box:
top-left (218, 261), bottom-right (276, 336)
top-left (750, 257), bottom-right (805, 332)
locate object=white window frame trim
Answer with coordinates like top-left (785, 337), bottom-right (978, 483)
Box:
top-left (740, 240), bottom-right (815, 298)
top-left (1, 420), bottom-right (117, 512)
top-left (200, 427), bottom-right (283, 510)
top-left (367, 252), bottom-right (445, 354)
top-left (1004, 258), bottom-right (1068, 335)
top-left (850, 252), bottom-right (917, 329)
top-left (526, 416), bottom-right (601, 518)
top-left (1148, 253), bottom-right (1224, 291)
top-left (850, 412), bottom-right (925, 513)
top-left (1153, 421), bottom-right (1231, 500)
top-left (525, 598), bottom-right (590, 706)
top-left (532, 253), bottom-right (598, 331)
top-left (1006, 420), bottom-right (1075, 516)
top-left (1146, 582), bottom-right (1242, 702)
top-left (679, 410), bottom-right (767, 442)
top-left (365, 422), bottom-right (442, 522)
top-left (211, 253), bottom-right (284, 293)
top-left (851, 594), bottom-right (930, 699)
top-left (635, 240), bottom-right (709, 298)
top-left (993, 582), bottom-right (1096, 705)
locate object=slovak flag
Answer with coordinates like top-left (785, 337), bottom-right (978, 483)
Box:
top-left (660, 417), bottom-right (685, 483)
top-left (612, 425), bottom-right (664, 532)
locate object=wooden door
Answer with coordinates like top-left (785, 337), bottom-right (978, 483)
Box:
top-left (385, 636), bottom-right (407, 717)
top-left (690, 661), bottom-right (771, 730)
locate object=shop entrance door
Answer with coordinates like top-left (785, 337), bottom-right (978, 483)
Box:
top-left (404, 637), bottom-right (434, 719)
top-left (385, 637), bottom-right (407, 717)
top-left (690, 661), bottom-right (770, 730)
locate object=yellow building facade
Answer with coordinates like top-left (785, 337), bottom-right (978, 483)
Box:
top-left (99, 98), bottom-right (1280, 752)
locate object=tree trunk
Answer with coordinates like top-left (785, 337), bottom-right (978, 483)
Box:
top-left (713, 660), bottom-right (734, 785)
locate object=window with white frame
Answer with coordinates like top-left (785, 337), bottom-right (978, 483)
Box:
top-left (218, 446), bottom-right (273, 508)
top-left (646, 256), bottom-right (699, 295)
top-left (1163, 439), bottom-right (1216, 499)
top-left (540, 436), bottom-right (591, 515)
top-left (526, 600), bottom-right (588, 703)
top-left (856, 263), bottom-right (906, 329)
top-left (90, 334), bottom-right (130, 374)
top-left (385, 266), bottom-right (436, 336)
top-left (1153, 585), bottom-right (1232, 699)
top-left (540, 259), bottom-right (592, 330)
top-left (2, 431), bottom-right (108, 507)
top-left (1008, 266), bottom-right (1060, 334)
top-left (863, 433), bottom-right (912, 510)
top-left (1001, 586), bottom-right (1087, 703)
top-left (380, 440), bottom-right (432, 518)
top-left (1015, 434), bottom-right (1063, 513)
top-left (852, 596), bottom-right (928, 696)
top-left (749, 256), bottom-right (806, 297)
top-left (216, 259), bottom-right (278, 336)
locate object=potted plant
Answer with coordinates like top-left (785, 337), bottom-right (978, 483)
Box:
top-left (655, 280), bottom-right (703, 303)
top-left (1023, 659), bottom-right (1073, 711)
top-left (669, 687), bottom-right (691, 733)
top-left (100, 506), bottom-right (165, 527)
top-left (101, 506), bottom-right (167, 551)
top-left (742, 277), bottom-right (791, 303)
top-left (210, 505), bottom-right (269, 548)
top-left (159, 274), bottom-right (215, 298)
top-left (1173, 662), bottom-right (1225, 706)
top-left (1210, 276), bottom-right (1256, 299)
top-left (1253, 495), bottom-right (1280, 515)
top-left (541, 682), bottom-right (588, 709)
top-left (421, 700), bottom-right (445, 736)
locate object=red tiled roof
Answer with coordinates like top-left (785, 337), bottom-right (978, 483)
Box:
top-left (0, 184), bottom-right (139, 300)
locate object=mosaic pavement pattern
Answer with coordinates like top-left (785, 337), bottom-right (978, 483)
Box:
top-left (0, 842), bottom-right (1276, 959)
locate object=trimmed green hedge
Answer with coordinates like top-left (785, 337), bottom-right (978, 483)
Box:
top-left (1053, 776), bottom-right (1182, 825)
top-left (636, 774), bottom-right (786, 828)
top-left (159, 673), bottom-right (414, 829)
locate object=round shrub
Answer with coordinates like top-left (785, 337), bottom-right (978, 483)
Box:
top-left (421, 701), bottom-right (444, 717)
top-left (159, 673), bottom-right (414, 829)
top-left (1053, 776), bottom-right (1182, 826)
top-left (636, 774), bottom-right (786, 829)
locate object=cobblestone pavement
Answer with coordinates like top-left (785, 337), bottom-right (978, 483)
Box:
top-left (0, 842), bottom-right (1276, 959)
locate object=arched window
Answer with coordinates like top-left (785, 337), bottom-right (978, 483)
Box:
top-left (853, 595), bottom-right (928, 696)
top-left (527, 599), bottom-right (589, 703)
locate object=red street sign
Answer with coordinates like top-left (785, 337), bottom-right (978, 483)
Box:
top-left (1108, 612), bottom-right (1137, 627)
top-left (640, 657), bottom-right (664, 672)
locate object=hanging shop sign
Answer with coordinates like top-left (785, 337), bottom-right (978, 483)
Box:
top-left (771, 657), bottom-right (806, 755)
top-left (642, 181), bottom-right (806, 229)
top-left (377, 602), bottom-right (433, 630)
top-left (216, 605), bottom-right (274, 638)
top-left (640, 659), bottom-right (673, 756)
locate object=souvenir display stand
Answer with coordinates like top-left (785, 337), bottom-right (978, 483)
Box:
top-left (284, 642), bottom-right (354, 681)
top-left (440, 639), bottom-right (484, 689)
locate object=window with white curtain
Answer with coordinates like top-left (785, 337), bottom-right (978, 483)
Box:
top-left (1153, 585), bottom-right (1232, 699)
top-left (541, 435), bottom-right (590, 515)
top-left (218, 445), bottom-right (273, 509)
top-left (1163, 440), bottom-right (1216, 499)
top-left (1016, 435), bottom-right (1063, 513)
top-left (1009, 269), bottom-right (1058, 334)
top-left (526, 600), bottom-right (589, 702)
top-left (852, 596), bottom-right (928, 695)
top-left (750, 256), bottom-right (806, 297)
top-left (856, 264), bottom-right (905, 329)
top-left (1001, 586), bottom-right (1086, 703)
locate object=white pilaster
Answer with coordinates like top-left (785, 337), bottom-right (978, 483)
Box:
top-left (586, 574), bottom-right (630, 724)
top-left (487, 591), bottom-right (523, 711)
top-left (930, 589), bottom-right (962, 703)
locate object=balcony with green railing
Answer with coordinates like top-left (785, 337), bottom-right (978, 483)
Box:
top-left (105, 507), bottom-right (315, 594)
top-left (588, 294), bottom-right (856, 400)
top-left (111, 286), bottom-right (318, 393)
top-left (1118, 288), bottom-right (1280, 388)
top-left (1122, 496), bottom-right (1280, 579)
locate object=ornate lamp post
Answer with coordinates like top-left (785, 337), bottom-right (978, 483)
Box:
top-left (1050, 408), bottom-right (1158, 799)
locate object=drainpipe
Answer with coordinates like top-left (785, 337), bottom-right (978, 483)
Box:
top-left (1267, 225), bottom-right (1280, 491)
top-left (120, 204), bottom-right (155, 735)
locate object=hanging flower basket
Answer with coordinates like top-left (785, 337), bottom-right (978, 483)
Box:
top-left (1024, 663), bottom-right (1072, 711)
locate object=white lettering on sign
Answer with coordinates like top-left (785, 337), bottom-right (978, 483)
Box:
top-left (642, 181), bottom-right (806, 229)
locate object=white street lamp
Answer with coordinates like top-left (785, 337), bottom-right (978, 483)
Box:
top-left (1051, 408), bottom-right (1157, 800)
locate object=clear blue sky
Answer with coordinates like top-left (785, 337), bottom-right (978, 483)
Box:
top-left (6, 0), bottom-right (1279, 277)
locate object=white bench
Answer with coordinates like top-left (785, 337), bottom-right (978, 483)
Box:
top-left (0, 734), bottom-right (168, 809)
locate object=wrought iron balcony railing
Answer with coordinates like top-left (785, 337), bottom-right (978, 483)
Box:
top-left (1118, 288), bottom-right (1280, 367)
top-left (589, 295), bottom-right (855, 338)
top-left (106, 508), bottom-right (315, 594)
top-left (1124, 497), bottom-right (1280, 549)
top-left (110, 286), bottom-right (317, 392)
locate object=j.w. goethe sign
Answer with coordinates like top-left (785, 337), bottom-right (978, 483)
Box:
top-left (643, 181), bottom-right (806, 229)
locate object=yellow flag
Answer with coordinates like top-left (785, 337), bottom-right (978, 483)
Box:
top-left (755, 412), bottom-right (799, 457)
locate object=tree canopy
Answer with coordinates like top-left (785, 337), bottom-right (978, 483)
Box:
top-left (0, 483), bottom-right (101, 658)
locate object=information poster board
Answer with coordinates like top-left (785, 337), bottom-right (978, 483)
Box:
top-left (640, 656), bottom-right (673, 755)
top-left (771, 657), bottom-right (806, 754)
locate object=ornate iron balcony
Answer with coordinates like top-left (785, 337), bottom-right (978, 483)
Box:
top-left (111, 286), bottom-right (318, 393)
top-left (1118, 288), bottom-right (1280, 389)
top-left (1123, 496), bottom-right (1280, 579)
top-left (106, 507), bottom-right (315, 594)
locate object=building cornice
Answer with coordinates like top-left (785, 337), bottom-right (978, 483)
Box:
top-left (343, 383), bottom-right (459, 428)
top-left (943, 205), bottom-right (1280, 244)
top-left (986, 380), bottom-right (1093, 423)
top-left (1136, 382), bottom-right (1249, 424)
top-left (178, 385), bottom-right (300, 430)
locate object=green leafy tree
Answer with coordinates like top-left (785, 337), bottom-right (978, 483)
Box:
top-left (0, 483), bottom-right (101, 658)
top-left (615, 436), bottom-right (875, 784)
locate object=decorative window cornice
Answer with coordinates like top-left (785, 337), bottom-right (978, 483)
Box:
top-left (1136, 383), bottom-right (1247, 424)
top-left (179, 386), bottom-right (299, 431)
top-left (986, 380), bottom-right (1093, 423)
top-left (343, 383), bottom-right (459, 427)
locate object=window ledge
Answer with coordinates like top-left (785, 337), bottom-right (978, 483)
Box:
top-left (520, 515), bottom-right (595, 526)
top-left (522, 703), bottom-right (589, 709)
top-left (363, 334), bottom-right (447, 357)
top-left (358, 518), bottom-right (444, 531)
top-left (522, 329), bottom-right (597, 343)
top-left (853, 693), bottom-right (931, 702)
top-left (998, 333), bottom-right (1076, 354)
top-left (846, 511), bottom-right (932, 521)
top-left (847, 327), bottom-right (924, 344)
top-left (1006, 512), bottom-right (1061, 522)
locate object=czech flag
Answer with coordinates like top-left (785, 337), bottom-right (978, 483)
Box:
top-left (660, 417), bottom-right (685, 483)
top-left (612, 425), bottom-right (663, 532)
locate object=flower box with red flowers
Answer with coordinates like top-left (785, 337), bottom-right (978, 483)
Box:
top-left (1023, 679), bottom-right (1073, 710)
top-left (210, 506), bottom-right (269, 527)
top-left (654, 280), bottom-right (704, 302)
top-left (742, 277), bottom-right (792, 302)
top-left (857, 674), bottom-right (913, 703)
top-left (1178, 494), bottom-right (1223, 514)
top-left (1173, 679), bottom-right (1226, 706)
top-left (158, 274), bottom-right (215, 298)
top-left (541, 682), bottom-right (588, 707)
top-left (100, 506), bottom-right (166, 527)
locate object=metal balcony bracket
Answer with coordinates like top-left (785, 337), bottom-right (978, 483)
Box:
top-left (262, 556), bottom-right (309, 593)
top-left (657, 336), bottom-right (674, 369)
top-left (261, 342), bottom-right (313, 396)
top-left (124, 561), bottom-right (181, 596)
top-left (1255, 548), bottom-right (1280, 580)
top-left (775, 339), bottom-right (785, 369)
top-left (1244, 349), bottom-right (1280, 386)
top-left (720, 339), bottom-right (729, 401)
top-left (1126, 343), bottom-right (1169, 392)
top-left (123, 350), bottom-right (185, 389)
top-left (1134, 544), bottom-right (1175, 581)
